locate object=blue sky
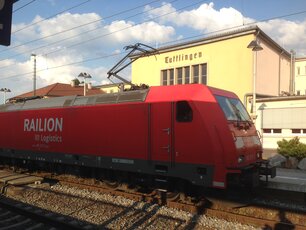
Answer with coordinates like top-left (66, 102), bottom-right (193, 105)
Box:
top-left (0, 0), bottom-right (306, 99)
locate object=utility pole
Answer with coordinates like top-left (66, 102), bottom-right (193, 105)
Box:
top-left (31, 53), bottom-right (36, 96)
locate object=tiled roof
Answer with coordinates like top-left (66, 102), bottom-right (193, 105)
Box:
top-left (13, 83), bottom-right (104, 99)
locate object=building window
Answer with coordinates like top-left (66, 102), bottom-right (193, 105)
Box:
top-left (292, 129), bottom-right (301, 134)
top-left (192, 65), bottom-right (199, 83)
top-left (292, 129), bottom-right (306, 134)
top-left (169, 69), bottom-right (174, 85)
top-left (162, 70), bottom-right (167, 85)
top-left (297, 66), bottom-right (300, 75)
top-left (201, 63), bottom-right (207, 85)
top-left (160, 63), bottom-right (207, 86)
top-left (263, 128), bottom-right (282, 134)
top-left (177, 68), bottom-right (183, 84)
top-left (263, 129), bottom-right (272, 133)
top-left (273, 129), bottom-right (282, 134)
top-left (184, 66), bottom-right (190, 84)
top-left (297, 90), bottom-right (301, 96)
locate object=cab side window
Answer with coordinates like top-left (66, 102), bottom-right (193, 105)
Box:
top-left (176, 101), bottom-right (193, 122)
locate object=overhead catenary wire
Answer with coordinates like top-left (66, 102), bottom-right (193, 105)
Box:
top-left (5, 0), bottom-right (306, 62)
top-left (0, 0), bottom-right (179, 69)
top-left (1, 0), bottom-right (93, 55)
top-left (42, 0), bottom-right (197, 57)
top-left (161, 9), bottom-right (306, 47)
top-left (0, 52), bottom-right (124, 81)
top-left (42, 7), bottom-right (306, 58)
top-left (0, 0), bottom-right (201, 65)
top-left (12, 0), bottom-right (92, 33)
top-left (13, 0), bottom-right (37, 13)
top-left (0, 0), bottom-right (162, 54)
top-left (0, 1), bottom-right (305, 82)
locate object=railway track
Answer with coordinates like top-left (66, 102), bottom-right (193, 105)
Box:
top-left (0, 195), bottom-right (95, 230)
top-left (1, 168), bottom-right (306, 229)
top-left (57, 178), bottom-right (306, 229)
top-left (0, 200), bottom-right (48, 230)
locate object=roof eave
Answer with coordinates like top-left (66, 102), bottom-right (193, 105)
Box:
top-left (130, 25), bottom-right (290, 59)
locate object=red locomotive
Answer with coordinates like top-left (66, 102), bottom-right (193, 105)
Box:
top-left (0, 84), bottom-right (275, 189)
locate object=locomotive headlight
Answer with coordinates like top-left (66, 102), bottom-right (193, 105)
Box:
top-left (238, 155), bottom-right (245, 163)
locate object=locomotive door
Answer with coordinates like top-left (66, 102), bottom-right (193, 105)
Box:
top-left (150, 102), bottom-right (174, 166)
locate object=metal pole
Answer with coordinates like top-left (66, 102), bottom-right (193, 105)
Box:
top-left (78, 72), bottom-right (91, 96)
top-left (252, 50), bottom-right (257, 118)
top-left (290, 50), bottom-right (296, 95)
top-left (84, 79), bottom-right (86, 96)
top-left (290, 50), bottom-right (293, 94)
top-left (0, 88), bottom-right (11, 104)
top-left (247, 37), bottom-right (263, 120)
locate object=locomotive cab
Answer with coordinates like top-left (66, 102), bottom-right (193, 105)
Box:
top-left (213, 91), bottom-right (276, 187)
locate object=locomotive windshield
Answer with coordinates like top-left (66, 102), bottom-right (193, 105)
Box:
top-left (215, 95), bottom-right (251, 122)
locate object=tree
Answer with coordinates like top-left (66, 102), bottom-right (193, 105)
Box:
top-left (71, 78), bottom-right (80, 86)
top-left (277, 137), bottom-right (306, 160)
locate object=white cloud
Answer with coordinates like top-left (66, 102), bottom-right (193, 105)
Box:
top-left (0, 54), bottom-right (110, 98)
top-left (145, 2), bottom-right (305, 55)
top-left (37, 13), bottom-right (101, 41)
top-left (10, 13), bottom-right (103, 59)
top-left (1, 11), bottom-right (176, 97)
top-left (35, 54), bottom-right (80, 84)
top-left (0, 59), bottom-right (34, 98)
top-left (145, 2), bottom-right (248, 32)
top-left (104, 20), bottom-right (175, 43)
top-left (14, 12), bottom-right (175, 56)
top-left (258, 19), bottom-right (306, 55)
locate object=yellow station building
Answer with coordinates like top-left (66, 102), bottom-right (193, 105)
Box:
top-left (131, 25), bottom-right (291, 114)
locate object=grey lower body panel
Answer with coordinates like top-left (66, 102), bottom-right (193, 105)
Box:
top-left (0, 149), bottom-right (214, 187)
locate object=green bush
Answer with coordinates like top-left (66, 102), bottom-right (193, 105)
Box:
top-left (277, 137), bottom-right (306, 160)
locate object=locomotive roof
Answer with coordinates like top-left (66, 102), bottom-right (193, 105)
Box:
top-left (0, 84), bottom-right (237, 112)
top-left (0, 89), bottom-right (149, 112)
